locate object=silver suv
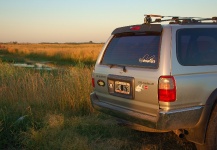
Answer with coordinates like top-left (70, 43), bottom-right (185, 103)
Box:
top-left (90, 15), bottom-right (217, 149)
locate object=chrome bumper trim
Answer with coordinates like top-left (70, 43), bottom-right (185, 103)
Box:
top-left (90, 92), bottom-right (204, 131)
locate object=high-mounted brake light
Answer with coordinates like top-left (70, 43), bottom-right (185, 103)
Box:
top-left (92, 78), bottom-right (95, 88)
top-left (130, 26), bottom-right (141, 31)
top-left (158, 76), bottom-right (176, 102)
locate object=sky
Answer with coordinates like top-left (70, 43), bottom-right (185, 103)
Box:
top-left (0, 0), bottom-right (216, 43)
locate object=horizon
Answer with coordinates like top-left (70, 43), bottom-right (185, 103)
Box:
top-left (1, 0), bottom-right (216, 43)
top-left (0, 41), bottom-right (104, 44)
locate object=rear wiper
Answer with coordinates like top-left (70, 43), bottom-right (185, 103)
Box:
top-left (106, 64), bottom-right (127, 72)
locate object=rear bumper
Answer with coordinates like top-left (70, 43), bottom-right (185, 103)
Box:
top-left (90, 92), bottom-right (204, 131)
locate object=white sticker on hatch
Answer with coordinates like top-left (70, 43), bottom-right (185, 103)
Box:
top-left (135, 84), bottom-right (144, 92)
top-left (135, 84), bottom-right (149, 92)
top-left (139, 54), bottom-right (156, 64)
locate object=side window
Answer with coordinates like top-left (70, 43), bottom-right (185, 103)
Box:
top-left (177, 28), bottom-right (217, 66)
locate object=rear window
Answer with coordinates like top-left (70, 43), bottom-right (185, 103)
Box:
top-left (177, 28), bottom-right (217, 66)
top-left (101, 34), bottom-right (161, 68)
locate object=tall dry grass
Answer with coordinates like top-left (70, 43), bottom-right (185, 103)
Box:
top-left (0, 63), bottom-right (94, 115)
top-left (0, 63), bottom-right (96, 148)
top-left (0, 43), bottom-right (103, 63)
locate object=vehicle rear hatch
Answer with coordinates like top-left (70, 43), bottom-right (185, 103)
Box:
top-left (93, 24), bottom-right (163, 119)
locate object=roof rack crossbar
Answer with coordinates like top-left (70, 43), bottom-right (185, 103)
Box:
top-left (144, 14), bottom-right (217, 24)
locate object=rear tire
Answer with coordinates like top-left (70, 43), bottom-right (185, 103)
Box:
top-left (196, 104), bottom-right (217, 150)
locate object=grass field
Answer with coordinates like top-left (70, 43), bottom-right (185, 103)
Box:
top-left (0, 44), bottom-right (196, 149)
top-left (0, 43), bottom-right (103, 66)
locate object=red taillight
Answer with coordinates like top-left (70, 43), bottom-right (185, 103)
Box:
top-left (130, 25), bottom-right (141, 31)
top-left (158, 76), bottom-right (176, 102)
top-left (92, 78), bottom-right (95, 88)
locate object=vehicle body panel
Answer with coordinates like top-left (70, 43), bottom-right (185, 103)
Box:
top-left (90, 23), bottom-right (217, 144)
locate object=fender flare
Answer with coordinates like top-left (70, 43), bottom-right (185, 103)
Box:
top-left (185, 89), bottom-right (217, 144)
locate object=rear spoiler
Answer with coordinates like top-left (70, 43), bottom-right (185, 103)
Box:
top-left (112, 24), bottom-right (162, 35)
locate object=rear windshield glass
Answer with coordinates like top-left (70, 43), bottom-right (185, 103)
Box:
top-left (101, 34), bottom-right (161, 68)
top-left (177, 28), bottom-right (217, 66)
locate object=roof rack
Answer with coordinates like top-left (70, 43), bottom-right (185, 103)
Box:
top-left (144, 14), bottom-right (217, 24)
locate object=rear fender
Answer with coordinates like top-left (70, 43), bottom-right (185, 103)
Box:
top-left (185, 89), bottom-right (217, 144)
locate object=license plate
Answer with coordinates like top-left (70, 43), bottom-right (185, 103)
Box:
top-left (115, 81), bottom-right (130, 95)
top-left (108, 75), bottom-right (134, 99)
